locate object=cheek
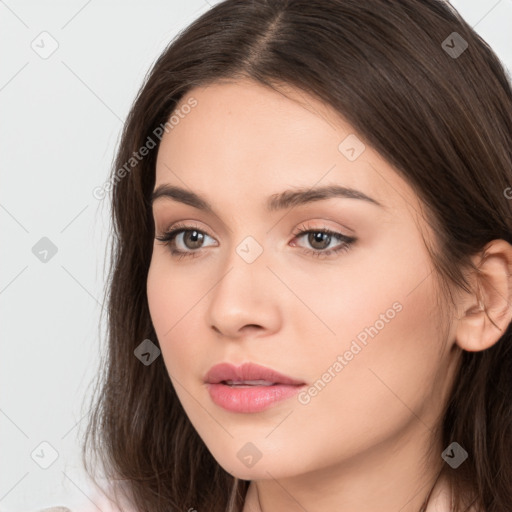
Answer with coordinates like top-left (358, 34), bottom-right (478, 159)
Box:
top-left (273, 294), bottom-right (442, 475)
top-left (287, 230), bottom-right (442, 389)
top-left (292, 242), bottom-right (444, 438)
top-left (146, 258), bottom-right (205, 375)
top-left (280, 227), bottom-right (436, 359)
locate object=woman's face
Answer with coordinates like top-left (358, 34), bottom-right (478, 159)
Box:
top-left (147, 79), bottom-right (460, 483)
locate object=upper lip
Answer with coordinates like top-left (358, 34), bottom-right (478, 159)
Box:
top-left (205, 362), bottom-right (305, 386)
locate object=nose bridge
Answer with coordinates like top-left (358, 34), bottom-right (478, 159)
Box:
top-left (212, 233), bottom-right (268, 307)
top-left (206, 233), bottom-right (280, 336)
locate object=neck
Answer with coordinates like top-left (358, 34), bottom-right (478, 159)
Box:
top-left (242, 423), bottom-right (446, 512)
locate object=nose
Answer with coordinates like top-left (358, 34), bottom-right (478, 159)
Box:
top-left (206, 249), bottom-right (282, 339)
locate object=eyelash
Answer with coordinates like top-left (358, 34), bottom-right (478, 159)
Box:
top-left (155, 222), bottom-right (356, 260)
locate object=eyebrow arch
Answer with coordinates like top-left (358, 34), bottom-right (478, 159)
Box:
top-left (151, 183), bottom-right (384, 212)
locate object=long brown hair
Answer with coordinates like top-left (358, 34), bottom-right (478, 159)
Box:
top-left (82, 1), bottom-right (512, 511)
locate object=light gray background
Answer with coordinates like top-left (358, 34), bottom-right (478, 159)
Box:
top-left (1, 1), bottom-right (511, 510)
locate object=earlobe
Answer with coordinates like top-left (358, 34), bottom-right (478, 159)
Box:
top-left (456, 301), bottom-right (486, 352)
top-left (455, 239), bottom-right (512, 353)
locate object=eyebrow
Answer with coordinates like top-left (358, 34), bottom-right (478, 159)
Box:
top-left (151, 183), bottom-right (384, 212)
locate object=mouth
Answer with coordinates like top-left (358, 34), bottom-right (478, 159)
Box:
top-left (204, 362), bottom-right (306, 413)
top-left (221, 380), bottom-right (277, 387)
top-left (204, 361), bottom-right (305, 386)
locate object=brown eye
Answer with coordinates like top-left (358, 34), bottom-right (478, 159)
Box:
top-left (308, 231), bottom-right (332, 250)
top-left (291, 225), bottom-right (356, 257)
top-left (182, 230), bottom-right (205, 249)
top-left (155, 224), bottom-right (217, 257)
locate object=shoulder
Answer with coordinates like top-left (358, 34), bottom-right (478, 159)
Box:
top-left (30, 482), bottom-right (136, 512)
top-left (425, 474), bottom-right (483, 512)
top-left (35, 508), bottom-right (72, 512)
top-left (30, 489), bottom-right (129, 512)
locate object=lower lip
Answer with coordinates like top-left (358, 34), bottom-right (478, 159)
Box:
top-left (206, 383), bottom-right (305, 413)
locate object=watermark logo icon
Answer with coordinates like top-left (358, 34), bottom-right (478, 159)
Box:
top-left (134, 339), bottom-right (161, 366)
top-left (338, 134), bottom-right (366, 161)
top-left (31, 31), bottom-right (59, 59)
top-left (31, 441), bottom-right (59, 469)
top-left (236, 236), bottom-right (263, 264)
top-left (237, 442), bottom-right (263, 468)
top-left (442, 32), bottom-right (468, 59)
top-left (32, 237), bottom-right (58, 263)
top-left (442, 441), bottom-right (468, 469)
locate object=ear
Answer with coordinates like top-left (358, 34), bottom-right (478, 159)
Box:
top-left (456, 239), bottom-right (512, 352)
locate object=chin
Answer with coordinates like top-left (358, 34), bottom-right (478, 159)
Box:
top-left (212, 450), bottom-right (297, 481)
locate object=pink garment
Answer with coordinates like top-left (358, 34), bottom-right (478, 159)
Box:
top-left (39, 475), bottom-right (482, 512)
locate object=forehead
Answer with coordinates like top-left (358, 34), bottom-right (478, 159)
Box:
top-left (162, 78), bottom-right (351, 158)
top-left (153, 79), bottom-right (422, 218)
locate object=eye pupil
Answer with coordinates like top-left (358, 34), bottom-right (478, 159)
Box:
top-left (184, 230), bottom-right (204, 249)
top-left (308, 232), bottom-right (330, 250)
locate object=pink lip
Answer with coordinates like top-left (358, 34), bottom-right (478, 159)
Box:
top-left (205, 362), bottom-right (305, 386)
top-left (204, 362), bottom-right (306, 413)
